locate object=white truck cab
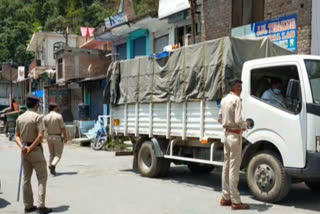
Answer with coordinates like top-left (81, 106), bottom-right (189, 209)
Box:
top-left (240, 55), bottom-right (320, 201)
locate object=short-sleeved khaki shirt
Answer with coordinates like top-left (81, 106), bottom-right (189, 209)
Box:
top-left (43, 111), bottom-right (65, 135)
top-left (16, 110), bottom-right (45, 143)
top-left (218, 93), bottom-right (247, 130)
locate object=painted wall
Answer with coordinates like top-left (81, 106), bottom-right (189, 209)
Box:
top-left (45, 36), bottom-right (77, 67)
top-left (127, 29), bottom-right (150, 59)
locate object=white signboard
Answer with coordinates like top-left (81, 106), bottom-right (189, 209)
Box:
top-left (158, 0), bottom-right (190, 19)
top-left (17, 66), bottom-right (25, 82)
top-left (105, 12), bottom-right (128, 30)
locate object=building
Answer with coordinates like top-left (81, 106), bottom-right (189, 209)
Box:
top-left (0, 63), bottom-right (24, 109)
top-left (95, 0), bottom-right (203, 60)
top-left (201, 0), bottom-right (312, 54)
top-left (52, 47), bottom-right (111, 121)
top-left (26, 32), bottom-right (84, 113)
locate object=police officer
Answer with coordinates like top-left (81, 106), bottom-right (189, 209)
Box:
top-left (43, 103), bottom-right (67, 176)
top-left (218, 79), bottom-right (250, 210)
top-left (15, 95), bottom-right (52, 214)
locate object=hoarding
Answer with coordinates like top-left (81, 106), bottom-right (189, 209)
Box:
top-left (158, 0), bottom-right (190, 19)
top-left (232, 14), bottom-right (297, 52)
top-left (17, 66), bottom-right (25, 82)
top-left (105, 12), bottom-right (128, 30)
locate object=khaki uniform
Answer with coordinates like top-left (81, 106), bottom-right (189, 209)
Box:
top-left (43, 111), bottom-right (65, 167)
top-left (16, 110), bottom-right (47, 209)
top-left (218, 93), bottom-right (247, 204)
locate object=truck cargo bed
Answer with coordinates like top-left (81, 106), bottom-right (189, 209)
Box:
top-left (110, 101), bottom-right (224, 141)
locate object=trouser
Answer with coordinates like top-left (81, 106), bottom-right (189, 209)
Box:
top-left (222, 132), bottom-right (243, 204)
top-left (47, 135), bottom-right (64, 167)
top-left (23, 146), bottom-right (48, 208)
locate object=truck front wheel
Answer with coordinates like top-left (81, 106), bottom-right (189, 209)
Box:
top-left (247, 152), bottom-right (291, 203)
top-left (137, 141), bottom-right (162, 177)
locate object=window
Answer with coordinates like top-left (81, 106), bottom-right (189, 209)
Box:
top-left (57, 58), bottom-right (63, 80)
top-left (232, 0), bottom-right (264, 28)
top-left (116, 43), bottom-right (127, 60)
top-left (305, 60), bottom-right (320, 104)
top-left (133, 36), bottom-right (147, 58)
top-left (154, 34), bottom-right (169, 53)
top-left (250, 65), bottom-right (302, 114)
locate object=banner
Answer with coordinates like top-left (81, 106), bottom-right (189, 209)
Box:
top-left (232, 14), bottom-right (297, 52)
top-left (80, 27), bottom-right (95, 37)
top-left (105, 12), bottom-right (128, 30)
top-left (17, 66), bottom-right (25, 82)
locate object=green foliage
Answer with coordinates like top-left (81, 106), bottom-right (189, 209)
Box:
top-left (0, 0), bottom-right (122, 67)
top-left (135, 0), bottom-right (158, 16)
top-left (0, 0), bottom-right (155, 67)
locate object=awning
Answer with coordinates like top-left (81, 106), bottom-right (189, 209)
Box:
top-left (79, 75), bottom-right (106, 82)
top-left (158, 0), bottom-right (190, 19)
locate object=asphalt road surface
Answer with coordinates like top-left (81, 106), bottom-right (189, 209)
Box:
top-left (0, 136), bottom-right (319, 214)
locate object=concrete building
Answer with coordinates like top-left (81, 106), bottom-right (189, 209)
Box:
top-left (201, 0), bottom-right (312, 54)
top-left (52, 47), bottom-right (111, 121)
top-left (26, 32), bottom-right (84, 113)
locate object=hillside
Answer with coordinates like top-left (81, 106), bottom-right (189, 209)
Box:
top-left (0, 0), bottom-right (157, 69)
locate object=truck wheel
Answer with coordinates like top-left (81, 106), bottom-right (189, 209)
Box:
top-left (247, 152), bottom-right (291, 203)
top-left (137, 141), bottom-right (162, 177)
top-left (187, 163), bottom-right (214, 174)
top-left (305, 181), bottom-right (320, 192)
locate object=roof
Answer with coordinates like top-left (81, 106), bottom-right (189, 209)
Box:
top-left (80, 39), bottom-right (107, 50)
top-left (27, 32), bottom-right (79, 52)
top-left (96, 16), bottom-right (169, 42)
top-left (244, 55), bottom-right (320, 68)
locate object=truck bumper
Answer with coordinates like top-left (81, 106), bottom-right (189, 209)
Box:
top-left (285, 151), bottom-right (320, 179)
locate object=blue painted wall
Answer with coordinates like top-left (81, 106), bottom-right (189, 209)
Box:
top-left (126, 29), bottom-right (150, 59)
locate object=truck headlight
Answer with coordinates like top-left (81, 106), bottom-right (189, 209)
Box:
top-left (316, 137), bottom-right (320, 152)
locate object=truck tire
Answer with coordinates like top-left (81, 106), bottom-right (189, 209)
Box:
top-left (305, 181), bottom-right (320, 192)
top-left (187, 163), bottom-right (214, 174)
top-left (247, 152), bottom-right (291, 203)
top-left (137, 141), bottom-right (162, 177)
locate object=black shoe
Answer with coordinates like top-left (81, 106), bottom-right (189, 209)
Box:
top-left (52, 166), bottom-right (56, 176)
top-left (48, 166), bottom-right (56, 176)
top-left (25, 206), bottom-right (37, 213)
top-left (37, 207), bottom-right (52, 214)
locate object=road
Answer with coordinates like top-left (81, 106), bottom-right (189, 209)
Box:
top-left (0, 136), bottom-right (319, 214)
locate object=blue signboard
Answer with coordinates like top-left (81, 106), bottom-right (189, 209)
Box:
top-left (232, 14), bottom-right (297, 52)
top-left (105, 12), bottom-right (128, 30)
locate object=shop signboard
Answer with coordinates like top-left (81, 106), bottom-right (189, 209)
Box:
top-left (232, 14), bottom-right (297, 52)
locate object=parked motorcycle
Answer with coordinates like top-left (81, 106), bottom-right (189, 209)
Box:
top-left (91, 119), bottom-right (108, 150)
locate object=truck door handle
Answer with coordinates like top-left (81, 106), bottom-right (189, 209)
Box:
top-left (246, 119), bottom-right (254, 129)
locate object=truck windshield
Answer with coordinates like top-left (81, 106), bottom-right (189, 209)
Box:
top-left (305, 60), bottom-right (320, 104)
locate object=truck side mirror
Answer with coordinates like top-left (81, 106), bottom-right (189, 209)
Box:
top-left (286, 79), bottom-right (300, 100)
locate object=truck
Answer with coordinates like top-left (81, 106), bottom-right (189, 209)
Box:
top-left (104, 37), bottom-right (320, 202)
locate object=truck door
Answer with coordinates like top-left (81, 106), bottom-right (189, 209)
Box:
top-left (242, 63), bottom-right (307, 168)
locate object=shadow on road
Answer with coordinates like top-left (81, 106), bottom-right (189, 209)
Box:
top-left (0, 198), bottom-right (11, 209)
top-left (122, 166), bottom-right (320, 212)
top-left (52, 205), bottom-right (70, 212)
top-left (248, 203), bottom-right (273, 212)
top-left (122, 166), bottom-right (250, 195)
top-left (55, 172), bottom-right (78, 177)
top-left (280, 183), bottom-right (320, 212)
